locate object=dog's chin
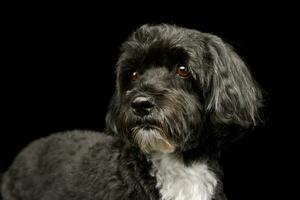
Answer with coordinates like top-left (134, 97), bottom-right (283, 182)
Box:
top-left (131, 126), bottom-right (175, 154)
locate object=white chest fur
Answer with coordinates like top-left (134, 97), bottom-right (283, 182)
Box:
top-left (150, 153), bottom-right (218, 200)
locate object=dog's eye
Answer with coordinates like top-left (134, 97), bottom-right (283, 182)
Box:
top-left (176, 66), bottom-right (191, 78)
top-left (131, 71), bottom-right (139, 81)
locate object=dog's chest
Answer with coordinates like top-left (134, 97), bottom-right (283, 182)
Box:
top-left (150, 154), bottom-right (217, 200)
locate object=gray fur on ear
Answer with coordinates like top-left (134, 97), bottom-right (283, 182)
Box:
top-left (205, 35), bottom-right (262, 128)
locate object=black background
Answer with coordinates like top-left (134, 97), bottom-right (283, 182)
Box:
top-left (1, 3), bottom-right (298, 199)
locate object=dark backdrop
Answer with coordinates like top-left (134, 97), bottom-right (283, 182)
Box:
top-left (1, 3), bottom-right (297, 200)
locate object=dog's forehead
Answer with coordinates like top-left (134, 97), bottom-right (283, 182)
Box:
top-left (133, 24), bottom-right (203, 45)
top-left (130, 26), bottom-right (205, 52)
top-left (119, 25), bottom-right (208, 70)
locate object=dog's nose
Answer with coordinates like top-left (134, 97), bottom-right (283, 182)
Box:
top-left (131, 96), bottom-right (154, 116)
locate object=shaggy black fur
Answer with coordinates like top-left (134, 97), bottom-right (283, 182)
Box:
top-left (1, 24), bottom-right (262, 200)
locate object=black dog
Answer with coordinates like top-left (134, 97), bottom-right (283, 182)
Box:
top-left (1, 24), bottom-right (262, 200)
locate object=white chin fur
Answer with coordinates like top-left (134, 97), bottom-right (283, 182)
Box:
top-left (133, 128), bottom-right (175, 154)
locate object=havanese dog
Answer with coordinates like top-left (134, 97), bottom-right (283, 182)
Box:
top-left (1, 24), bottom-right (262, 200)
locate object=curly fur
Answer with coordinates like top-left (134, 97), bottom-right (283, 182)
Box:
top-left (1, 24), bottom-right (262, 200)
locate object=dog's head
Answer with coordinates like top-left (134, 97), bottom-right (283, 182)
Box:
top-left (106, 24), bottom-right (262, 154)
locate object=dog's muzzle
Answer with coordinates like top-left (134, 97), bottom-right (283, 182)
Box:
top-left (128, 96), bottom-right (175, 153)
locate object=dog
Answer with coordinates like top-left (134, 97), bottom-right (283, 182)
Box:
top-left (1, 24), bottom-right (262, 200)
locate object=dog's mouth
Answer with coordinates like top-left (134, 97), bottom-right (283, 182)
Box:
top-left (134, 123), bottom-right (161, 131)
top-left (130, 124), bottom-right (175, 154)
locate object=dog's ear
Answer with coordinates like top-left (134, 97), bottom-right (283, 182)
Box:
top-left (204, 34), bottom-right (262, 128)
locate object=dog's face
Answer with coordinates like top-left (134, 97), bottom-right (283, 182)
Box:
top-left (106, 24), bottom-right (262, 154)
